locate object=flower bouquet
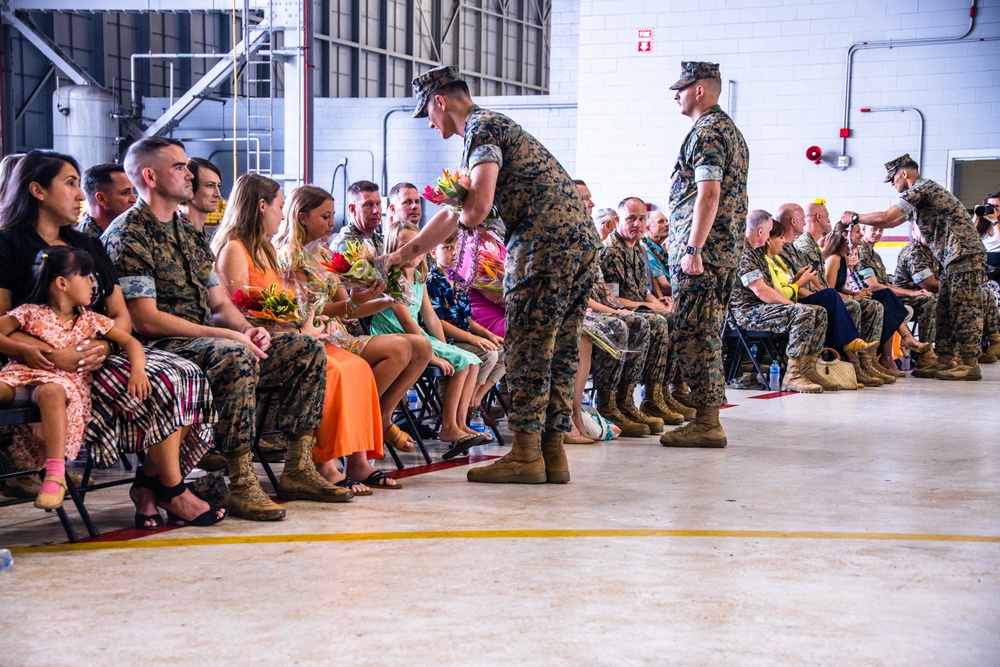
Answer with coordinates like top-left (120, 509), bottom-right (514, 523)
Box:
top-left (319, 239), bottom-right (416, 305)
top-left (422, 168), bottom-right (500, 221)
top-left (232, 284), bottom-right (303, 327)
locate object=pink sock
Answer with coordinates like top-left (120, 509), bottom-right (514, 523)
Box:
top-left (40, 458), bottom-right (65, 495)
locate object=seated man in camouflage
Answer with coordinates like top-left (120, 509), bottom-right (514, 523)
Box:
top-left (78, 163), bottom-right (137, 237)
top-left (104, 137), bottom-right (347, 522)
top-left (731, 210), bottom-right (826, 393)
top-left (783, 200), bottom-right (888, 383)
top-left (894, 223), bottom-right (1000, 373)
top-left (599, 197), bottom-right (691, 429)
top-left (329, 179), bottom-right (384, 255)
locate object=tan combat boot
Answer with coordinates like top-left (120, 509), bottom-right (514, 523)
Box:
top-left (986, 333), bottom-right (1000, 358)
top-left (861, 351), bottom-right (896, 384)
top-left (596, 389), bottom-right (650, 437)
top-left (668, 382), bottom-right (694, 408)
top-left (618, 385), bottom-right (664, 433)
top-left (914, 347), bottom-right (938, 369)
top-left (912, 353), bottom-right (953, 378)
top-left (935, 356), bottom-right (982, 381)
top-left (642, 384), bottom-right (690, 423)
top-left (846, 352), bottom-right (881, 387)
top-left (277, 435), bottom-right (353, 503)
top-left (541, 431), bottom-right (570, 484)
top-left (225, 453), bottom-right (287, 521)
top-left (802, 354), bottom-right (840, 391)
top-left (780, 357), bottom-right (824, 393)
top-left (660, 407), bottom-right (727, 448)
top-left (467, 432), bottom-right (547, 483)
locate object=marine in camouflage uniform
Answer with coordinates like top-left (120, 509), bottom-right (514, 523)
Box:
top-left (76, 213), bottom-right (105, 238)
top-left (892, 237), bottom-right (938, 343)
top-left (895, 236), bottom-right (1000, 359)
top-left (663, 61), bottom-right (749, 448)
top-left (846, 154), bottom-right (986, 380)
top-left (104, 189), bottom-right (339, 520)
top-left (408, 66), bottom-right (601, 483)
top-left (731, 244), bottom-right (828, 361)
top-left (789, 230), bottom-right (883, 344)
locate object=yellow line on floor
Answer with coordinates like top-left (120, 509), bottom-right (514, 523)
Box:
top-left (11, 528), bottom-right (1000, 555)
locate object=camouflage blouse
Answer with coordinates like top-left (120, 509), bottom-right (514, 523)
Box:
top-left (896, 177), bottom-right (985, 270)
top-left (894, 239), bottom-right (940, 291)
top-left (462, 104), bottom-right (601, 291)
top-left (667, 104), bottom-right (749, 269)
top-left (730, 245), bottom-right (772, 312)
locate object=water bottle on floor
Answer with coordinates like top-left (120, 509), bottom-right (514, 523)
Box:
top-left (769, 359), bottom-right (781, 392)
top-left (0, 548), bottom-right (12, 573)
top-left (470, 410), bottom-right (486, 435)
top-left (406, 388), bottom-right (419, 410)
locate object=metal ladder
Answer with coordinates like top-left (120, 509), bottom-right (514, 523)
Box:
top-left (243, 6), bottom-right (274, 177)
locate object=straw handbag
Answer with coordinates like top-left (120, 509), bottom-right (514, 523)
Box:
top-left (815, 348), bottom-right (858, 390)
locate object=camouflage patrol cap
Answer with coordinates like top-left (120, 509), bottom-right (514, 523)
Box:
top-left (669, 61), bottom-right (721, 90)
top-left (884, 153), bottom-right (916, 183)
top-left (411, 65), bottom-right (463, 119)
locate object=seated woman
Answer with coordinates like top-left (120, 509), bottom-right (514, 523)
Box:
top-left (0, 150), bottom-right (222, 528)
top-left (271, 185), bottom-right (432, 459)
top-left (374, 222), bottom-right (486, 457)
top-left (762, 218), bottom-right (880, 387)
top-left (427, 231), bottom-right (505, 434)
top-left (213, 175), bottom-right (398, 492)
top-left (823, 221), bottom-right (928, 379)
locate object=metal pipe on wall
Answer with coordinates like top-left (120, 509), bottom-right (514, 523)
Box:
top-left (858, 106), bottom-right (924, 172)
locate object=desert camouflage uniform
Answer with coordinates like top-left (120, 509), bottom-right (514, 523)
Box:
top-left (896, 178), bottom-right (986, 358)
top-left (667, 104), bottom-right (748, 408)
top-left (731, 245), bottom-right (827, 357)
top-left (462, 105), bottom-right (601, 433)
top-left (76, 213), bottom-right (104, 238)
top-left (792, 231), bottom-right (883, 343)
top-left (103, 198), bottom-right (327, 456)
top-left (599, 231), bottom-right (672, 387)
top-left (588, 269), bottom-right (651, 393)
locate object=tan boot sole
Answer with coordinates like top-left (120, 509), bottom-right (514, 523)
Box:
top-left (659, 432), bottom-right (727, 448)
top-left (467, 468), bottom-right (547, 484)
top-left (277, 482), bottom-right (353, 503)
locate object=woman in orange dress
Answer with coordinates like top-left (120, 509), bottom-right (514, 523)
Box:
top-left (212, 174), bottom-right (397, 494)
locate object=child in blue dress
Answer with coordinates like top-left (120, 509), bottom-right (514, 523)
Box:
top-left (373, 222), bottom-right (485, 453)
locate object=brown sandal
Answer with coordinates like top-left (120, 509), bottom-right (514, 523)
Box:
top-left (384, 423), bottom-right (415, 453)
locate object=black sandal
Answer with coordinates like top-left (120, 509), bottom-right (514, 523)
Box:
top-left (362, 469), bottom-right (402, 490)
top-left (129, 471), bottom-right (164, 530)
top-left (156, 480), bottom-right (227, 526)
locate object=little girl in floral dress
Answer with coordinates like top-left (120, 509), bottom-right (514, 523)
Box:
top-left (0, 247), bottom-right (151, 510)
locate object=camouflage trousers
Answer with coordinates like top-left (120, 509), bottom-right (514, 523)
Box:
top-left (845, 297), bottom-right (883, 343)
top-left (154, 331), bottom-right (327, 456)
top-left (733, 303), bottom-right (828, 358)
top-left (668, 264), bottom-right (735, 408)
top-left (899, 293), bottom-right (936, 343)
top-left (982, 285), bottom-right (999, 337)
top-left (590, 311), bottom-right (650, 392)
top-left (934, 266), bottom-right (985, 358)
top-left (504, 252), bottom-right (598, 434)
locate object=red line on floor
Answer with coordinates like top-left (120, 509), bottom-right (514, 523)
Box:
top-left (749, 391), bottom-right (798, 399)
top-left (387, 455), bottom-right (501, 479)
top-left (720, 403), bottom-right (738, 409)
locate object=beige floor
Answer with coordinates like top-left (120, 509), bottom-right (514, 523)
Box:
top-left (1, 367), bottom-right (998, 666)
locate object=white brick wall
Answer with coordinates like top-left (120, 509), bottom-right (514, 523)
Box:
top-left (576, 0), bottom-right (1000, 226)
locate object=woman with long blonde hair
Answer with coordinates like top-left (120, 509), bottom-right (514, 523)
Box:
top-left (215, 175), bottom-right (398, 492)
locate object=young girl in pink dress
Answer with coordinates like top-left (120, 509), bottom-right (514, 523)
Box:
top-left (0, 247), bottom-right (152, 511)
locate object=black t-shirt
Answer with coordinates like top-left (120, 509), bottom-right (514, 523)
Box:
top-left (0, 227), bottom-right (119, 314)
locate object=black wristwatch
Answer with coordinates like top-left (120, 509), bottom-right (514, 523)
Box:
top-left (849, 213), bottom-right (859, 224)
top-left (685, 245), bottom-right (703, 255)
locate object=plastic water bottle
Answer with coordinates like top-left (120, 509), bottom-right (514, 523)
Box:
top-left (0, 548), bottom-right (12, 573)
top-left (470, 410), bottom-right (486, 435)
top-left (406, 388), bottom-right (419, 410)
top-left (769, 359), bottom-right (781, 392)
top-left (750, 343), bottom-right (759, 362)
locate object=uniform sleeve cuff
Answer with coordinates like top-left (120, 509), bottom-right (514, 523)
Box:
top-left (119, 275), bottom-right (156, 300)
top-left (694, 165), bottom-right (723, 182)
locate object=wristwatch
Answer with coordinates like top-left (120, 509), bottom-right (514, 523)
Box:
top-left (849, 213), bottom-right (859, 224)
top-left (685, 245), bottom-right (703, 255)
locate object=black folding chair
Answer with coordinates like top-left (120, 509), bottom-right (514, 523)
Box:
top-left (723, 311), bottom-right (787, 383)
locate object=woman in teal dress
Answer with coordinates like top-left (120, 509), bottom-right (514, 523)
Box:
top-left (373, 221), bottom-right (487, 450)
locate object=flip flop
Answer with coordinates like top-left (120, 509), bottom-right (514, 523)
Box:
top-left (335, 477), bottom-right (373, 496)
top-left (441, 433), bottom-right (487, 461)
top-left (363, 469), bottom-right (402, 490)
top-left (383, 423), bottom-right (415, 453)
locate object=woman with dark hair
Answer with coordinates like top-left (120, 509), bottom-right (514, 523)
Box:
top-left (824, 220), bottom-right (928, 379)
top-left (0, 150), bottom-right (223, 528)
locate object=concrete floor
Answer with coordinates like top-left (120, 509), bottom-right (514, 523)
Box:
top-left (1, 367), bottom-right (998, 666)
